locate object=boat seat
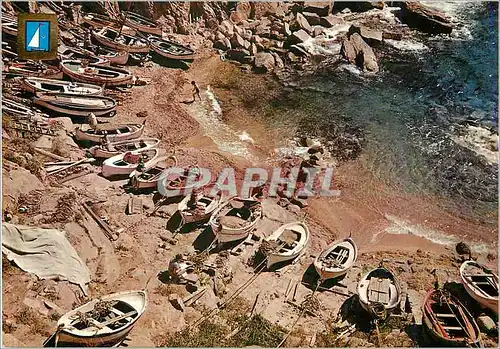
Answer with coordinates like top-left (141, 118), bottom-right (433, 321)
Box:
top-left (442, 326), bottom-right (463, 331)
top-left (368, 277), bottom-right (390, 304)
top-left (474, 281), bottom-right (493, 285)
top-left (110, 307), bottom-right (135, 321)
top-left (94, 310), bottom-right (138, 329)
top-left (464, 273), bottom-right (494, 278)
top-left (436, 313), bottom-right (456, 318)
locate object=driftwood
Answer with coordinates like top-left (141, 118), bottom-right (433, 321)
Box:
top-left (34, 147), bottom-right (68, 161)
top-left (82, 201), bottom-right (115, 241)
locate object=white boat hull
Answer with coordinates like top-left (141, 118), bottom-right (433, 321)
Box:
top-left (89, 138), bottom-right (159, 159)
top-left (265, 222), bottom-right (309, 269)
top-left (314, 237), bottom-right (358, 281)
top-left (75, 124), bottom-right (145, 143)
top-left (460, 260), bottom-right (499, 314)
top-left (357, 267), bottom-right (401, 318)
top-left (102, 149), bottom-right (159, 178)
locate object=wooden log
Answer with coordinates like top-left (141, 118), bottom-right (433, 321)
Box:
top-left (49, 158), bottom-right (95, 176)
top-left (183, 287), bottom-right (207, 307)
top-left (34, 147), bottom-right (68, 161)
top-left (82, 201), bottom-right (114, 240)
top-left (58, 168), bottom-right (92, 184)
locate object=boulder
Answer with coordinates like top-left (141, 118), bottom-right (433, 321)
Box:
top-left (399, 2), bottom-right (453, 34)
top-left (303, 1), bottom-right (332, 16)
top-left (251, 35), bottom-right (263, 44)
top-left (341, 33), bottom-right (379, 73)
top-left (302, 12), bottom-right (321, 26)
top-left (271, 52), bottom-right (284, 69)
top-left (254, 24), bottom-right (271, 37)
top-left (234, 25), bottom-right (244, 36)
top-left (254, 52), bottom-right (275, 73)
top-left (288, 29), bottom-right (311, 45)
top-left (250, 42), bottom-right (258, 55)
top-left (283, 22), bottom-right (291, 36)
top-left (349, 25), bottom-right (382, 45)
top-left (295, 13), bottom-right (312, 33)
top-left (33, 135), bottom-right (54, 149)
top-left (219, 20), bottom-right (234, 37)
top-left (243, 40), bottom-right (251, 50)
top-left (214, 37), bottom-right (231, 50)
top-left (230, 2), bottom-right (251, 23)
top-left (313, 26), bottom-right (326, 37)
top-left (226, 48), bottom-right (251, 61)
top-left (320, 15), bottom-right (344, 28)
top-left (250, 3), bottom-right (291, 19)
top-left (231, 33), bottom-right (246, 48)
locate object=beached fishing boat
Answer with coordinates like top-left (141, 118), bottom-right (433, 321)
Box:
top-left (33, 94), bottom-right (117, 117)
top-left (102, 149), bottom-right (159, 178)
top-left (75, 123), bottom-right (145, 143)
top-left (157, 166), bottom-right (204, 197)
top-left (264, 222), bottom-right (310, 269)
top-left (209, 197), bottom-right (263, 244)
top-left (2, 41), bottom-right (17, 60)
top-left (22, 77), bottom-right (103, 96)
top-left (178, 192), bottom-right (222, 225)
top-left (58, 45), bottom-right (110, 66)
top-left (92, 27), bottom-right (149, 53)
top-left (44, 290), bottom-right (147, 347)
top-left (460, 260), bottom-right (499, 313)
top-left (314, 237), bottom-right (357, 281)
top-left (122, 11), bottom-right (162, 36)
top-left (5, 62), bottom-right (63, 80)
top-left (148, 36), bottom-right (195, 60)
top-left (89, 138), bottom-right (160, 159)
top-left (93, 46), bottom-right (130, 66)
top-left (2, 18), bottom-right (17, 36)
top-left (357, 267), bottom-right (401, 319)
top-left (82, 13), bottom-right (136, 36)
top-left (2, 98), bottom-right (48, 120)
top-left (128, 155), bottom-right (177, 190)
top-left (422, 289), bottom-right (481, 347)
top-left (60, 60), bottom-right (133, 87)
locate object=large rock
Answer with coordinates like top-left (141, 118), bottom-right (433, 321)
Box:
top-left (348, 25), bottom-right (382, 45)
top-left (283, 22), bottom-right (291, 36)
top-left (250, 3), bottom-right (291, 19)
top-left (341, 33), bottom-right (379, 73)
top-left (477, 315), bottom-right (496, 333)
top-left (303, 1), bottom-right (332, 16)
top-left (399, 2), bottom-right (453, 34)
top-left (271, 52), bottom-right (284, 69)
top-left (320, 15), bottom-right (344, 28)
top-left (219, 20), bottom-right (234, 37)
top-left (230, 33), bottom-right (246, 48)
top-left (288, 29), bottom-right (311, 45)
top-left (254, 52), bottom-right (275, 73)
top-left (312, 26), bottom-right (326, 37)
top-left (230, 2), bottom-right (251, 23)
top-left (226, 48), bottom-right (250, 62)
top-left (302, 12), bottom-right (321, 26)
top-left (295, 13), bottom-right (312, 33)
top-left (214, 38), bottom-right (231, 50)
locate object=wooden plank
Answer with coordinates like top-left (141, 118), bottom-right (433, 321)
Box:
top-left (436, 313), bottom-right (457, 318)
top-left (442, 326), bottom-right (463, 331)
top-left (98, 310), bottom-right (137, 327)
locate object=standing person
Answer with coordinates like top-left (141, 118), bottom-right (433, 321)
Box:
top-left (88, 112), bottom-right (97, 129)
top-left (191, 81), bottom-right (201, 102)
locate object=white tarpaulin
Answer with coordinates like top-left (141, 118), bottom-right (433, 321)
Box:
top-left (2, 223), bottom-right (91, 294)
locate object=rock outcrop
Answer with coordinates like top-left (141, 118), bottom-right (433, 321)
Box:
top-left (341, 33), bottom-right (379, 73)
top-left (399, 2), bottom-right (453, 34)
top-left (348, 25), bottom-right (383, 45)
top-left (254, 52), bottom-right (275, 73)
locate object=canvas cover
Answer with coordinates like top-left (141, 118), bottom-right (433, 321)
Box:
top-left (2, 223), bottom-right (91, 294)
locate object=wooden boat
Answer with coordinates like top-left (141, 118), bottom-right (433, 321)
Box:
top-left (89, 138), bottom-right (160, 159)
top-left (314, 237), bottom-right (357, 281)
top-left (2, 98), bottom-right (48, 120)
top-left (58, 45), bottom-right (110, 66)
top-left (2, 18), bottom-right (17, 36)
top-left (148, 36), bottom-right (195, 61)
top-left (92, 46), bottom-right (130, 66)
top-left (2, 41), bottom-right (17, 60)
top-left (22, 77), bottom-right (103, 96)
top-left (209, 197), bottom-right (263, 244)
top-left (75, 123), bottom-right (145, 143)
top-left (264, 222), bottom-right (310, 269)
top-left (92, 28), bottom-right (149, 53)
top-left (102, 149), bottom-right (159, 178)
top-left (44, 290), bottom-right (147, 347)
top-left (422, 289), bottom-right (481, 347)
top-left (82, 13), bottom-right (136, 36)
top-left (5, 62), bottom-right (63, 80)
top-left (460, 260), bottom-right (499, 313)
top-left (178, 192), bottom-right (222, 225)
top-left (33, 94), bottom-right (117, 117)
top-left (129, 155), bottom-right (177, 190)
top-left (60, 60), bottom-right (133, 87)
top-left (157, 166), bottom-right (204, 197)
top-left (357, 267), bottom-right (401, 319)
top-left (123, 11), bottom-right (162, 36)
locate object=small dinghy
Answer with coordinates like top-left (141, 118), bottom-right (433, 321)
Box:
top-left (58, 45), bottom-right (110, 66)
top-left (44, 290), bottom-right (147, 347)
top-left (129, 155), bottom-right (177, 190)
top-left (102, 149), bottom-right (159, 178)
top-left (93, 46), bottom-right (130, 66)
top-left (123, 11), bottom-right (162, 36)
top-left (148, 36), bottom-right (195, 60)
top-left (157, 166), bottom-right (204, 197)
top-left (33, 94), bottom-right (117, 117)
top-left (5, 62), bottom-right (63, 80)
top-left (89, 138), bottom-right (160, 159)
top-left (76, 123), bottom-right (145, 143)
top-left (2, 17), bottom-right (17, 36)
top-left (209, 197), bottom-right (263, 244)
top-left (60, 60), bottom-right (133, 87)
top-left (460, 260), bottom-right (499, 313)
top-left (314, 237), bottom-right (357, 281)
top-left (2, 98), bottom-right (48, 120)
top-left (22, 77), bottom-right (103, 96)
top-left (264, 222), bottom-right (310, 269)
top-left (178, 191), bottom-right (222, 225)
top-left (422, 289), bottom-right (481, 347)
top-left (92, 28), bottom-right (149, 53)
top-left (357, 267), bottom-right (401, 319)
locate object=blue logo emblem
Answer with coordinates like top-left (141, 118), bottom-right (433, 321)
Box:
top-left (25, 20), bottom-right (50, 52)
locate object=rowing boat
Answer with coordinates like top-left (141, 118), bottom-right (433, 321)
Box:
top-left (314, 237), bottom-right (357, 281)
top-left (2, 98), bottom-right (48, 120)
top-left (102, 149), bottom-right (159, 178)
top-left (81, 13), bottom-right (137, 36)
top-left (60, 60), bottom-right (133, 87)
top-left (22, 77), bottom-right (103, 96)
top-left (5, 62), bottom-right (63, 80)
top-left (89, 138), bottom-right (160, 159)
top-left (123, 11), bottom-right (162, 36)
top-left (75, 123), bottom-right (145, 143)
top-left (265, 222), bottom-right (310, 269)
top-left (44, 290), bottom-right (147, 347)
top-left (93, 46), bottom-right (130, 66)
top-left (357, 267), bottom-right (401, 319)
top-left (58, 45), bottom-right (110, 66)
top-left (148, 35), bottom-right (195, 60)
top-left (460, 260), bottom-right (499, 314)
top-left (178, 192), bottom-right (222, 225)
top-left (33, 94), bottom-right (117, 117)
top-left (129, 155), bottom-right (177, 190)
top-left (92, 27), bottom-right (149, 53)
top-left (209, 197), bottom-right (263, 243)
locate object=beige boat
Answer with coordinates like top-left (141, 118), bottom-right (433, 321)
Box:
top-left (75, 123), bottom-right (145, 143)
top-left (92, 27), bottom-right (149, 53)
top-left (460, 260), bottom-right (499, 314)
top-left (60, 60), bottom-right (133, 87)
top-left (22, 77), bottom-right (103, 96)
top-left (265, 222), bottom-right (310, 269)
top-left (314, 237), bottom-right (357, 281)
top-left (178, 192), bottom-right (222, 225)
top-left (33, 94), bottom-right (117, 117)
top-left (357, 267), bottom-right (401, 319)
top-left (89, 138), bottom-right (160, 159)
top-left (102, 149), bottom-right (159, 178)
top-left (148, 35), bottom-right (195, 60)
top-left (128, 155), bottom-right (178, 190)
top-left (123, 11), bottom-right (162, 36)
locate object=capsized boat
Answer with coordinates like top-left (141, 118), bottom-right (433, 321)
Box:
top-left (22, 77), bottom-right (103, 96)
top-left (460, 260), bottom-right (499, 314)
top-left (178, 192), bottom-right (222, 225)
top-left (89, 138), bottom-right (160, 159)
top-left (75, 123), bottom-right (145, 143)
top-left (422, 289), bottom-right (481, 347)
top-left (209, 197), bottom-right (263, 244)
top-left (357, 267), bottom-right (401, 319)
top-left (33, 93), bottom-right (117, 117)
top-left (123, 11), bottom-right (162, 36)
top-left (4, 62), bottom-right (63, 80)
top-left (44, 290), bottom-right (147, 347)
top-left (60, 60), bottom-right (133, 87)
top-left (92, 27), bottom-right (149, 53)
top-left (264, 222), bottom-right (310, 269)
top-left (314, 237), bottom-right (357, 281)
top-left (102, 149), bottom-right (159, 178)
top-left (129, 155), bottom-right (177, 190)
top-left (148, 35), bottom-right (195, 60)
